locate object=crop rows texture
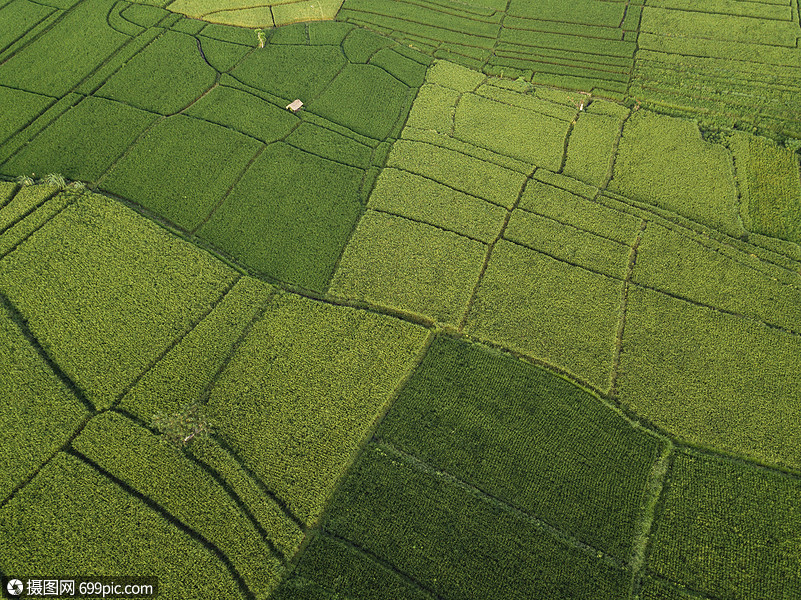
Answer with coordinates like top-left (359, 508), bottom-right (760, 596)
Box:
top-left (647, 450), bottom-right (801, 598)
top-left (337, 0), bottom-right (639, 98)
top-left (71, 411), bottom-right (283, 596)
top-left (0, 7), bottom-right (431, 292)
top-left (0, 298), bottom-right (89, 506)
top-left (162, 0), bottom-right (344, 28)
top-left (378, 336), bottom-right (666, 559)
top-left (728, 132), bottom-right (801, 244)
top-left (0, 193), bottom-right (237, 410)
top-left (0, 452), bottom-right (246, 598)
top-left (204, 291), bottom-right (429, 526)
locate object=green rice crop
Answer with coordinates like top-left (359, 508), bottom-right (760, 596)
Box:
top-left (196, 142), bottom-right (363, 292)
top-left (426, 59), bottom-right (486, 92)
top-left (519, 177), bottom-right (641, 244)
top-left (367, 168), bottom-right (507, 242)
top-left (195, 34), bottom-right (250, 72)
top-left (464, 239), bottom-right (623, 391)
top-left (504, 208), bottom-right (632, 278)
top-left (729, 132), bottom-right (801, 244)
top-left (0, 0), bottom-right (54, 56)
top-left (325, 444), bottom-right (632, 600)
top-left (369, 47), bottom-right (430, 88)
top-left (617, 286), bottom-right (801, 470)
top-left (386, 139), bottom-right (526, 207)
top-left (379, 335), bottom-right (666, 558)
top-left (0, 86), bottom-right (52, 147)
top-left (309, 64), bottom-right (410, 140)
top-left (639, 577), bottom-right (696, 600)
top-left (204, 292), bottom-right (429, 526)
top-left (0, 189), bottom-right (76, 259)
top-left (647, 450), bottom-right (801, 599)
top-left (0, 193), bottom-right (237, 409)
top-left (71, 411), bottom-right (282, 596)
top-left (342, 26), bottom-right (395, 63)
top-left (273, 533), bottom-right (433, 600)
top-left (0, 301), bottom-right (89, 504)
top-left (0, 182), bottom-right (57, 232)
top-left (101, 115), bottom-right (261, 232)
top-left (285, 122), bottom-right (372, 169)
top-left (0, 0), bottom-right (129, 96)
top-left (632, 223), bottom-right (801, 334)
top-left (0, 452), bottom-right (244, 599)
top-left (507, 0), bottom-right (626, 28)
top-left (185, 85), bottom-right (298, 144)
top-left (3, 96), bottom-right (159, 182)
top-left (564, 107), bottom-right (629, 187)
top-left (609, 110), bottom-right (743, 237)
top-left (328, 210), bottom-right (487, 325)
top-left (453, 93), bottom-right (571, 170)
top-left (404, 83), bottom-right (459, 133)
top-left (96, 30), bottom-right (217, 114)
top-left (117, 276), bottom-right (273, 422)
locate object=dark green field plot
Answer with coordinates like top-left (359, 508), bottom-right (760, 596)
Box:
top-left (316, 443), bottom-right (632, 600)
top-left (378, 336), bottom-right (666, 559)
top-left (647, 450), bottom-right (801, 599)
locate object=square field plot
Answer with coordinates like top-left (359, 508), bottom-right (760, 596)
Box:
top-left (463, 239), bottom-right (623, 391)
top-left (101, 115), bottom-right (261, 232)
top-left (197, 142), bottom-right (363, 293)
top-left (329, 210), bottom-right (488, 325)
top-left (0, 86), bottom-right (52, 148)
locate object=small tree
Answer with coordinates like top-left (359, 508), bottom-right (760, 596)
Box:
top-left (151, 402), bottom-right (213, 447)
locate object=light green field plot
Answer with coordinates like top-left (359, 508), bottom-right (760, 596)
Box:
top-left (329, 211), bottom-right (487, 325)
top-left (0, 452), bottom-right (246, 599)
top-left (378, 336), bottom-right (666, 559)
top-left (633, 223), bottom-right (801, 335)
top-left (563, 101), bottom-right (630, 187)
top-left (729, 132), bottom-right (801, 245)
top-left (0, 193), bottom-right (236, 410)
top-left (463, 240), bottom-right (623, 391)
top-left (367, 168), bottom-right (507, 243)
top-left (0, 182), bottom-right (59, 233)
top-left (165, 0), bottom-right (344, 27)
top-left (647, 450), bottom-right (801, 599)
top-left (0, 301), bottom-right (90, 505)
top-left (72, 411), bottom-right (283, 596)
top-left (617, 286), bottom-right (801, 471)
top-left (610, 111), bottom-right (743, 237)
top-left (204, 292), bottom-right (429, 525)
top-left (321, 444), bottom-right (632, 600)
top-left (117, 276), bottom-right (273, 422)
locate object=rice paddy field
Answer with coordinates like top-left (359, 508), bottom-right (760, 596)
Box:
top-left (1, 0), bottom-right (800, 598)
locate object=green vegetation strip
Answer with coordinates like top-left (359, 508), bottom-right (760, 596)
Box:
top-left (378, 336), bottom-right (666, 559)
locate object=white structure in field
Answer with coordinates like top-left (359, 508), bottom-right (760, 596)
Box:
top-left (286, 99), bottom-right (303, 113)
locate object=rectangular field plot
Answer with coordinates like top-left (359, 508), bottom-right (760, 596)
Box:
top-left (609, 110), bottom-right (743, 237)
top-left (71, 411), bottom-right (283, 597)
top-left (504, 208), bottom-right (632, 278)
top-left (3, 96), bottom-right (160, 182)
top-left (324, 444), bottom-right (632, 600)
top-left (463, 239), bottom-right (623, 391)
top-left (0, 86), bottom-right (53, 148)
top-left (328, 210), bottom-right (487, 325)
top-left (101, 115), bottom-right (261, 232)
top-left (0, 193), bottom-right (237, 410)
top-left (632, 223), bottom-right (801, 335)
top-left (117, 276), bottom-right (273, 423)
top-left (0, 302), bottom-right (89, 505)
top-left (647, 450), bottom-right (801, 599)
top-left (196, 142), bottom-right (363, 293)
top-left (378, 335), bottom-right (665, 559)
top-left (563, 103), bottom-right (629, 188)
top-left (204, 292), bottom-right (429, 526)
top-left (367, 168), bottom-right (507, 243)
top-left (617, 286), bottom-right (801, 471)
top-left (273, 533), bottom-right (433, 600)
top-left (0, 452), bottom-right (247, 599)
